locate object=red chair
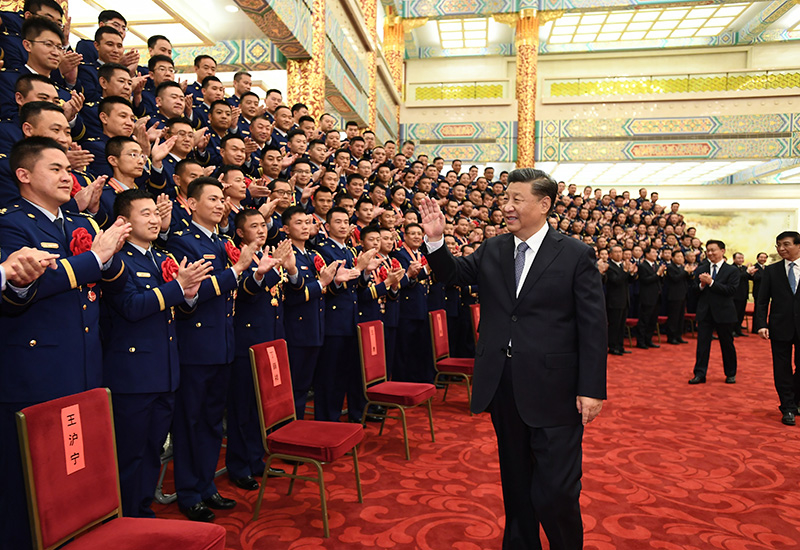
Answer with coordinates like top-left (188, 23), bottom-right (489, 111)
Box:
top-left (624, 318), bottom-right (638, 347)
top-left (357, 321), bottom-right (435, 460)
top-left (745, 302), bottom-right (755, 331)
top-left (429, 309), bottom-right (474, 412)
top-left (656, 316), bottom-right (668, 343)
top-left (469, 303), bottom-right (480, 345)
top-left (684, 313), bottom-right (697, 337)
top-left (16, 388), bottom-right (226, 550)
top-left (250, 339), bottom-right (363, 537)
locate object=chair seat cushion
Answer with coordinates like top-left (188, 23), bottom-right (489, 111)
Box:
top-left (71, 517), bottom-right (226, 550)
top-left (435, 357), bottom-right (474, 374)
top-left (685, 313), bottom-right (696, 319)
top-left (267, 420), bottom-right (364, 462)
top-left (367, 381), bottom-right (437, 406)
top-left (624, 318), bottom-right (638, 327)
top-left (657, 316), bottom-right (668, 324)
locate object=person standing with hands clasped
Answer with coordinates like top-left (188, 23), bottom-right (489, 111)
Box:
top-left (755, 231), bottom-right (800, 426)
top-left (419, 168), bottom-right (607, 550)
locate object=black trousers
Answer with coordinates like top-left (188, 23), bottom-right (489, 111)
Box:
top-left (607, 307), bottom-right (626, 351)
top-left (770, 337), bottom-right (800, 412)
top-left (734, 299), bottom-right (747, 330)
top-left (666, 299), bottom-right (686, 341)
top-left (489, 357), bottom-right (584, 550)
top-left (636, 301), bottom-right (658, 344)
top-left (693, 318), bottom-right (737, 378)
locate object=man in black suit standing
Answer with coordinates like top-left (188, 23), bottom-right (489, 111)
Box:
top-left (665, 250), bottom-right (694, 345)
top-left (636, 246), bottom-right (666, 349)
top-left (688, 240), bottom-right (740, 385)
top-left (755, 231), bottom-right (800, 426)
top-left (732, 252), bottom-right (749, 337)
top-left (420, 169), bottom-right (607, 550)
top-left (604, 245), bottom-right (637, 355)
top-left (749, 252), bottom-right (767, 333)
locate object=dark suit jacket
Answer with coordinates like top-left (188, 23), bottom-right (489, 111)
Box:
top-left (734, 265), bottom-right (750, 301)
top-left (604, 261), bottom-right (634, 309)
top-left (694, 260), bottom-right (739, 324)
top-left (754, 261), bottom-right (800, 341)
top-left (666, 262), bottom-right (692, 301)
top-left (426, 227), bottom-right (607, 428)
top-left (751, 262), bottom-right (765, 301)
top-left (637, 260), bottom-right (661, 306)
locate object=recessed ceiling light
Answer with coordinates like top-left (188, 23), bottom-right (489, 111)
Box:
top-left (225, 4), bottom-right (239, 13)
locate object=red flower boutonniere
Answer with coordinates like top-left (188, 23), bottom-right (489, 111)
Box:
top-left (161, 257), bottom-right (179, 282)
top-left (70, 227), bottom-right (93, 256)
top-left (313, 254), bottom-right (325, 273)
top-left (420, 256), bottom-right (428, 266)
top-left (377, 266), bottom-right (388, 283)
top-left (225, 240), bottom-right (241, 264)
top-left (70, 174), bottom-right (82, 198)
top-left (391, 258), bottom-right (401, 270)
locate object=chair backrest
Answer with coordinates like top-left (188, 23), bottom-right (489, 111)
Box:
top-left (357, 321), bottom-right (387, 391)
top-left (428, 309), bottom-right (450, 361)
top-left (16, 388), bottom-right (121, 550)
top-left (470, 303), bottom-right (480, 344)
top-left (250, 339), bottom-right (297, 439)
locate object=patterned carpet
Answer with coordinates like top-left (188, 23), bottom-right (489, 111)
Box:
top-left (153, 334), bottom-right (800, 549)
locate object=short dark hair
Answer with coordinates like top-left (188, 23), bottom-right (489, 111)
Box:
top-left (194, 55), bottom-right (216, 67)
top-left (23, 0), bottom-right (64, 17)
top-left (147, 35), bottom-right (171, 49)
top-left (202, 76), bottom-right (222, 89)
top-left (166, 116), bottom-right (193, 131)
top-left (220, 134), bottom-right (244, 149)
top-left (14, 73), bottom-right (55, 97)
top-left (706, 239), bottom-right (726, 250)
top-left (148, 54), bottom-right (174, 71)
top-left (240, 91), bottom-right (259, 103)
top-left (326, 205), bottom-right (349, 224)
top-left (21, 16), bottom-right (62, 41)
top-left (155, 81), bottom-right (182, 97)
top-left (94, 25), bottom-right (122, 43)
top-left (98, 62), bottom-right (129, 82)
top-left (10, 136), bottom-right (65, 185)
top-left (347, 174), bottom-right (364, 186)
top-left (360, 225), bottom-right (381, 240)
top-left (281, 204), bottom-right (306, 225)
top-left (349, 136), bottom-right (365, 145)
top-left (218, 164), bottom-right (244, 178)
top-left (404, 222), bottom-right (423, 234)
top-left (776, 231), bottom-right (800, 244)
top-left (105, 135), bottom-right (137, 159)
top-left (210, 99), bottom-right (231, 113)
top-left (98, 9), bottom-right (125, 24)
top-left (507, 168), bottom-right (558, 215)
top-left (345, 121), bottom-right (359, 128)
top-left (114, 188), bottom-right (155, 219)
top-left (298, 115), bottom-right (315, 126)
top-left (234, 208), bottom-right (262, 230)
top-left (274, 105), bottom-right (291, 116)
top-left (98, 96), bottom-right (133, 116)
top-left (234, 71), bottom-right (251, 82)
top-left (20, 100), bottom-right (63, 125)
top-left (175, 158), bottom-right (202, 178)
top-left (287, 129), bottom-right (306, 142)
top-left (266, 88), bottom-right (282, 97)
top-left (187, 176), bottom-right (223, 200)
top-left (291, 103), bottom-right (308, 115)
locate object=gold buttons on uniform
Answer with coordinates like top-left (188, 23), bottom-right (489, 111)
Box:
top-left (84, 327), bottom-right (89, 333)
top-left (245, 323), bottom-right (251, 328)
top-left (332, 305), bottom-right (337, 310)
top-left (298, 316), bottom-right (303, 320)
top-left (169, 336), bottom-right (173, 341)
top-left (29, 340), bottom-right (36, 347)
top-left (196, 322), bottom-right (202, 327)
top-left (82, 305), bottom-right (87, 310)
top-left (129, 347), bottom-right (136, 353)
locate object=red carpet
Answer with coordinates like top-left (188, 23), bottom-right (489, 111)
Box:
top-left (153, 335), bottom-right (800, 549)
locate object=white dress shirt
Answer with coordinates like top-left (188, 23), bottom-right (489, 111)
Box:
top-left (513, 223), bottom-right (549, 297)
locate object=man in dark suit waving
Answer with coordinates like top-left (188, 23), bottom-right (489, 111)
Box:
top-left (755, 231), bottom-right (800, 426)
top-left (420, 168), bottom-right (607, 550)
top-left (688, 240), bottom-right (740, 385)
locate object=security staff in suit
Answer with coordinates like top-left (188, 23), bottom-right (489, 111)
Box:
top-left (420, 168), bottom-right (606, 550)
top-left (280, 205), bottom-right (337, 419)
top-left (604, 245), bottom-right (637, 355)
top-left (315, 207), bottom-right (379, 422)
top-left (732, 252), bottom-right (750, 336)
top-left (636, 247), bottom-right (666, 349)
top-left (165, 177), bottom-right (257, 523)
top-left (749, 252), bottom-right (768, 333)
top-left (665, 250), bottom-right (695, 345)
top-left (226, 211), bottom-right (290, 491)
top-left (102, 188), bottom-right (212, 518)
top-left (688, 240), bottom-right (740, 385)
top-left (755, 231), bottom-right (800, 426)
top-left (392, 223), bottom-right (435, 383)
top-left (0, 137), bottom-right (130, 550)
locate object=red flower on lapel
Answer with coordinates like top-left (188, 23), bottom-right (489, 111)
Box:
top-left (161, 257), bottom-right (179, 282)
top-left (391, 258), bottom-right (401, 270)
top-left (225, 240), bottom-right (241, 264)
top-left (70, 227), bottom-right (93, 256)
top-left (313, 254), bottom-right (325, 273)
top-left (377, 266), bottom-right (388, 283)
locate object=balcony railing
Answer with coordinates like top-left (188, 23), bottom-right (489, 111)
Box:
top-left (545, 70), bottom-right (800, 98)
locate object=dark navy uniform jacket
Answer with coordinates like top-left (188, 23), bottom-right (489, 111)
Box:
top-left (317, 238), bottom-right (363, 337)
top-left (392, 246), bottom-right (430, 321)
top-left (234, 253), bottom-right (285, 356)
top-left (102, 242), bottom-right (188, 394)
top-left (166, 223), bottom-right (239, 365)
top-left (283, 244), bottom-right (325, 347)
top-left (0, 202), bottom-right (127, 403)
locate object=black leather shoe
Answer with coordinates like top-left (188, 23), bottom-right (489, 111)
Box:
top-left (688, 375), bottom-right (706, 385)
top-left (203, 493), bottom-right (237, 509)
top-left (622, 349), bottom-right (632, 354)
top-left (725, 376), bottom-right (736, 384)
top-left (667, 339), bottom-right (681, 345)
top-left (635, 343), bottom-right (649, 349)
top-left (609, 349), bottom-right (623, 356)
top-left (679, 338), bottom-right (689, 344)
top-left (782, 410), bottom-right (796, 426)
top-left (230, 475), bottom-right (259, 491)
top-left (180, 502), bottom-right (215, 522)
top-left (647, 342), bottom-right (660, 348)
top-left (252, 466), bottom-right (285, 478)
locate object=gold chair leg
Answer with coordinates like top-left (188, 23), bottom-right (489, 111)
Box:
top-left (253, 456), bottom-right (273, 521)
top-left (352, 446), bottom-right (363, 503)
top-left (426, 398), bottom-right (435, 442)
top-left (464, 375), bottom-right (473, 415)
top-left (312, 460), bottom-right (329, 538)
top-left (398, 407), bottom-right (410, 460)
top-left (287, 461), bottom-right (299, 495)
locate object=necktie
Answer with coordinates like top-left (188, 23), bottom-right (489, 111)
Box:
top-left (54, 217), bottom-right (66, 240)
top-left (789, 262), bottom-right (797, 294)
top-left (146, 249), bottom-right (159, 271)
top-left (711, 264), bottom-right (717, 280)
top-left (514, 241), bottom-right (529, 289)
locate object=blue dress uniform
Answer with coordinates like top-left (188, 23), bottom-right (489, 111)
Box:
top-left (185, 81), bottom-right (204, 107)
top-left (0, 67), bottom-right (78, 120)
top-left (82, 134), bottom-right (112, 177)
top-left (315, 238), bottom-right (366, 422)
top-left (226, 255), bottom-right (285, 481)
top-left (192, 102), bottom-right (212, 131)
top-left (165, 223), bottom-right (239, 510)
top-left (0, 202), bottom-right (126, 550)
top-left (392, 246), bottom-right (435, 383)
top-left (96, 172), bottom-right (168, 228)
top-left (376, 255), bottom-right (404, 379)
top-left (102, 242), bottom-right (188, 518)
top-left (283, 245), bottom-right (326, 419)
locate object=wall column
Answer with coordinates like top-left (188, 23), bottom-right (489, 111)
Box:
top-left (360, 0), bottom-right (377, 130)
top-left (285, 0), bottom-right (325, 120)
top-left (515, 9), bottom-right (539, 169)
